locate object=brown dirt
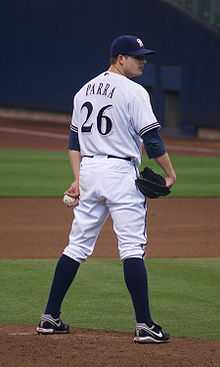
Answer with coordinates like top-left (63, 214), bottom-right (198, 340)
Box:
top-left (1, 326), bottom-right (220, 367)
top-left (0, 115), bottom-right (220, 366)
top-left (1, 197), bottom-right (220, 259)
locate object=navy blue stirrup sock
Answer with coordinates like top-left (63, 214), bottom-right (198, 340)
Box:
top-left (123, 257), bottom-right (153, 325)
top-left (45, 254), bottom-right (80, 318)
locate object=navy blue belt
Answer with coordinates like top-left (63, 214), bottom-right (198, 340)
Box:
top-left (83, 154), bottom-right (132, 161)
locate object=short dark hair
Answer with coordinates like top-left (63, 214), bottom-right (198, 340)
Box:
top-left (110, 55), bottom-right (129, 65)
top-left (110, 56), bottom-right (118, 65)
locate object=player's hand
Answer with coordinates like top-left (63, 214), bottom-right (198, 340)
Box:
top-left (165, 175), bottom-right (176, 188)
top-left (64, 180), bottom-right (80, 199)
top-left (63, 181), bottom-right (80, 209)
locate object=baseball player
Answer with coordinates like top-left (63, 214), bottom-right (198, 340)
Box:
top-left (36, 35), bottom-right (176, 343)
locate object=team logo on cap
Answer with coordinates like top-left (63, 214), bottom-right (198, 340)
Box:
top-left (137, 38), bottom-right (144, 48)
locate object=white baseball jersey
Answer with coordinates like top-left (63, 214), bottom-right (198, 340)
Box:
top-left (64, 70), bottom-right (160, 263)
top-left (70, 71), bottom-right (160, 164)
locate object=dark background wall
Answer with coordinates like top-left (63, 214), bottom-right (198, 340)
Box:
top-left (1, 0), bottom-right (220, 133)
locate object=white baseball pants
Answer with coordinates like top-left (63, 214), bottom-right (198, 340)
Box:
top-left (63, 156), bottom-right (148, 262)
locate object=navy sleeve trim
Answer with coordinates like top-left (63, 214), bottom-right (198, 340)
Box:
top-left (142, 128), bottom-right (166, 159)
top-left (139, 122), bottom-right (160, 136)
top-left (68, 130), bottom-right (80, 151)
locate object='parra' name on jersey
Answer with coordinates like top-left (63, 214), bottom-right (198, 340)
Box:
top-left (86, 82), bottom-right (116, 99)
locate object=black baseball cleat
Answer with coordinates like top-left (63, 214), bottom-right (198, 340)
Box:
top-left (36, 314), bottom-right (70, 335)
top-left (134, 322), bottom-right (170, 344)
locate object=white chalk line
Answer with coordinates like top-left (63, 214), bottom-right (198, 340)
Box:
top-left (0, 108), bottom-right (69, 124)
top-left (0, 126), bottom-right (220, 154)
top-left (0, 127), bottom-right (67, 139)
top-left (6, 331), bottom-right (123, 339)
top-left (166, 144), bottom-right (220, 154)
top-left (8, 332), bottom-right (35, 336)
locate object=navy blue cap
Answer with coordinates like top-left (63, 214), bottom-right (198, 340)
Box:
top-left (110, 35), bottom-right (155, 57)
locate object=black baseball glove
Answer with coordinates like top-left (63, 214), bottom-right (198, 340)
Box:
top-left (135, 166), bottom-right (171, 199)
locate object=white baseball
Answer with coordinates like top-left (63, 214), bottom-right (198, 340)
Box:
top-left (63, 194), bottom-right (75, 207)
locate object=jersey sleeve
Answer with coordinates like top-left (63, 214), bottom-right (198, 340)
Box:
top-left (131, 86), bottom-right (160, 136)
top-left (70, 94), bottom-right (79, 133)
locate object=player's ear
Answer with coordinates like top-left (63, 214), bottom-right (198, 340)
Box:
top-left (118, 54), bottom-right (125, 65)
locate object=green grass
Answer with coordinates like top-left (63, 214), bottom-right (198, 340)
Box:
top-left (0, 149), bottom-right (72, 196)
top-left (0, 258), bottom-right (219, 340)
top-left (0, 149), bottom-right (220, 197)
top-left (142, 154), bottom-right (220, 197)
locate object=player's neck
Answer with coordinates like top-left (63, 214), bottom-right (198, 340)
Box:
top-left (108, 64), bottom-right (127, 77)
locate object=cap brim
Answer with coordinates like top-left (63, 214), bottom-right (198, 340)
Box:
top-left (128, 48), bottom-right (155, 56)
